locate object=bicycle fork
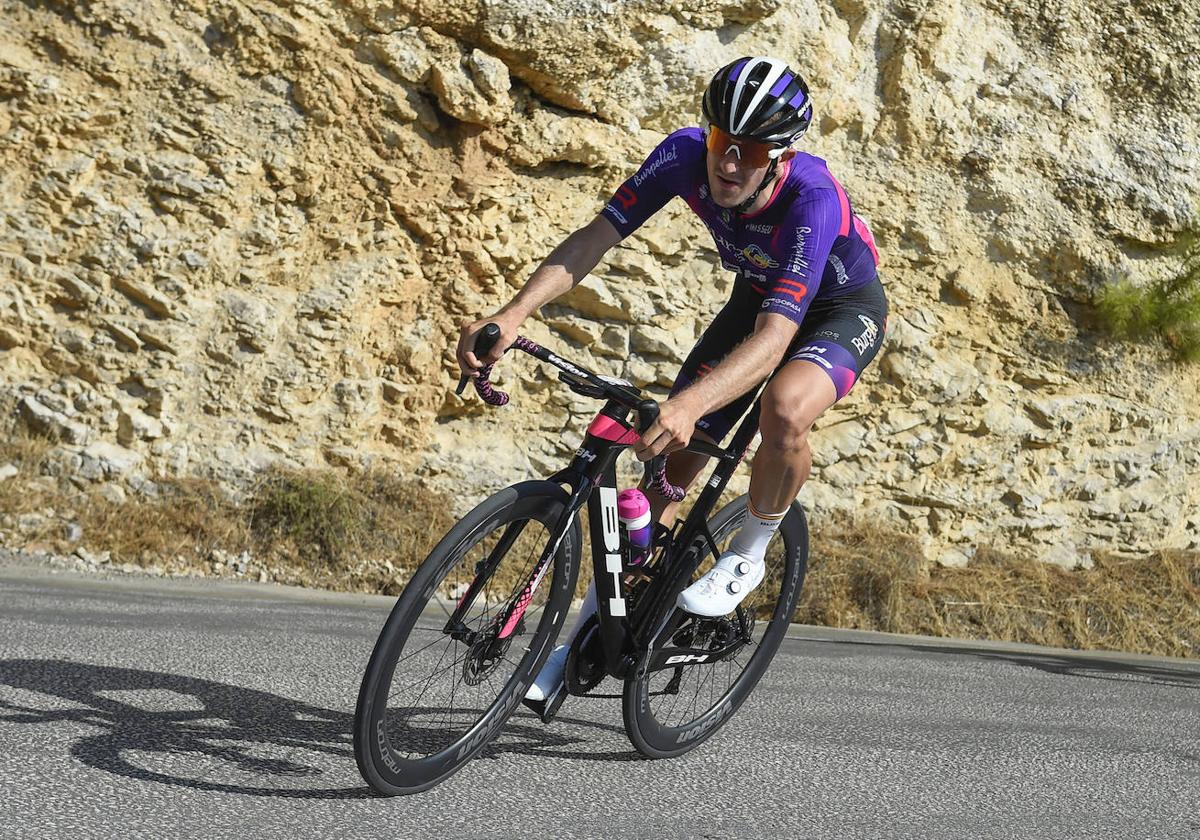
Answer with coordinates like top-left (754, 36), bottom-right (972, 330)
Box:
top-left (442, 486), bottom-right (587, 645)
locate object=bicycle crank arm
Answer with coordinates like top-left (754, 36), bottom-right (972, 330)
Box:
top-left (643, 638), bottom-right (749, 672)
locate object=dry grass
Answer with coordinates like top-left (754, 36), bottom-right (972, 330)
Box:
top-left (0, 427), bottom-right (457, 594)
top-left (801, 513), bottom-right (1200, 658)
top-left (77, 477), bottom-right (249, 571)
top-left (0, 428), bottom-right (59, 542)
top-left (2, 435), bottom-right (1196, 658)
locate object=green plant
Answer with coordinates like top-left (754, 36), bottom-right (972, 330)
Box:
top-left (250, 469), bottom-right (366, 569)
top-left (1098, 247), bottom-right (1200, 362)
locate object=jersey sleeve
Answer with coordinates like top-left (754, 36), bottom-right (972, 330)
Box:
top-left (761, 191), bottom-right (842, 325)
top-left (601, 128), bottom-right (703, 238)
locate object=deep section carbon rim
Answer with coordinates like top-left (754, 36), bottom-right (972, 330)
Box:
top-left (354, 482), bottom-right (577, 794)
top-left (623, 495), bottom-right (807, 757)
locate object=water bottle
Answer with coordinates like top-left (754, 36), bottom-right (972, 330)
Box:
top-left (617, 488), bottom-right (652, 566)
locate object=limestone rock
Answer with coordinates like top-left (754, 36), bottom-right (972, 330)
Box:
top-left (0, 0), bottom-right (1196, 574)
top-left (0, 326), bottom-right (24, 349)
top-left (112, 277), bottom-right (175, 320)
top-left (221, 292), bottom-right (277, 352)
top-left (19, 396), bottom-right (92, 445)
top-left (79, 441), bottom-right (144, 479)
top-left (117, 408), bottom-right (164, 445)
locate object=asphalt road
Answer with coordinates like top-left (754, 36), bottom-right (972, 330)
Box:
top-left (1, 562), bottom-right (1198, 840)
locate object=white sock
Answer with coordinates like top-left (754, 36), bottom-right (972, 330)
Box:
top-left (529, 584), bottom-right (598, 699)
top-left (728, 499), bottom-right (787, 561)
top-left (567, 583), bottom-right (598, 639)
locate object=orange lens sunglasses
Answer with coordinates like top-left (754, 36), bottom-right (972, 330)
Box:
top-left (705, 124), bottom-right (785, 168)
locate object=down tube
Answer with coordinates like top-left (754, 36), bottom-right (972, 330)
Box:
top-left (586, 462), bottom-right (634, 674)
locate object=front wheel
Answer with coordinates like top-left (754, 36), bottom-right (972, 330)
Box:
top-left (353, 480), bottom-right (581, 795)
top-left (622, 494), bottom-right (808, 759)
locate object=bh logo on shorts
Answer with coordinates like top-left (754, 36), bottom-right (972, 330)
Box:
top-left (851, 315), bottom-right (879, 356)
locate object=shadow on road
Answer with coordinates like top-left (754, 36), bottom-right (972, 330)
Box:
top-left (0, 660), bottom-right (640, 797)
top-left (0, 658), bottom-right (375, 799)
top-left (483, 708), bottom-right (639, 763)
top-left (849, 642), bottom-right (1200, 690)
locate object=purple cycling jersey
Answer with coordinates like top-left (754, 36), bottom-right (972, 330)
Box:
top-left (601, 128), bottom-right (879, 325)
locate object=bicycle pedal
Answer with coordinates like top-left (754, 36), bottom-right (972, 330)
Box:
top-left (521, 682), bottom-right (567, 724)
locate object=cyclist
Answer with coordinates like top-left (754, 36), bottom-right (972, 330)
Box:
top-left (456, 57), bottom-right (887, 702)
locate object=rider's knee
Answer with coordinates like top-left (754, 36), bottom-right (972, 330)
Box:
top-left (759, 395), bottom-right (814, 453)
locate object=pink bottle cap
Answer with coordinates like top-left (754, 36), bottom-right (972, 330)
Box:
top-left (617, 488), bottom-right (651, 530)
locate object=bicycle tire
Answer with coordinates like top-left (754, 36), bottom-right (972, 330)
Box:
top-left (622, 494), bottom-right (808, 759)
top-left (354, 480), bottom-right (580, 795)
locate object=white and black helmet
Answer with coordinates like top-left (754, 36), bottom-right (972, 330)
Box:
top-left (702, 56), bottom-right (814, 146)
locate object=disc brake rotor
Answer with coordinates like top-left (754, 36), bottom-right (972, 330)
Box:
top-left (461, 633), bottom-right (511, 686)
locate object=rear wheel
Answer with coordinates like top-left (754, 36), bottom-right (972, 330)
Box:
top-left (622, 494), bottom-right (808, 758)
top-left (353, 481), bottom-right (580, 794)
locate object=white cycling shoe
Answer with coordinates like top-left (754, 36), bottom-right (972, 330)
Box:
top-left (525, 643), bottom-right (569, 702)
top-left (677, 551), bottom-right (765, 617)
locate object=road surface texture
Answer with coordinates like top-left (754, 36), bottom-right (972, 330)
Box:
top-left (1, 561), bottom-right (1197, 839)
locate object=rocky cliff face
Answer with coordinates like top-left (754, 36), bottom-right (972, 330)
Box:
top-left (2, 0), bottom-right (1198, 567)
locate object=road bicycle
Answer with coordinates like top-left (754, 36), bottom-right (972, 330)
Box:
top-left (353, 325), bottom-right (810, 795)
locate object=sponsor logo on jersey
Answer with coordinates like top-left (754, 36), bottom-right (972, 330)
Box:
top-left (614, 184), bottom-right (638, 210)
top-left (746, 222), bottom-right (774, 234)
top-left (604, 204), bottom-right (628, 225)
top-left (712, 231), bottom-right (737, 254)
top-left (829, 254), bottom-right (849, 285)
top-left (772, 276), bottom-right (808, 304)
top-left (762, 297), bottom-right (806, 319)
top-left (632, 145), bottom-right (678, 187)
top-left (787, 226), bottom-right (813, 274)
top-left (791, 344), bottom-right (833, 370)
top-left (741, 243), bottom-right (779, 269)
top-left (851, 315), bottom-right (879, 356)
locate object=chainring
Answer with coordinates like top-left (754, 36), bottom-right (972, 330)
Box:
top-left (564, 615), bottom-right (606, 695)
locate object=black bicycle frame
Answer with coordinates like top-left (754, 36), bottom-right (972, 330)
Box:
top-left (545, 396), bottom-right (765, 681)
top-left (445, 326), bottom-right (768, 680)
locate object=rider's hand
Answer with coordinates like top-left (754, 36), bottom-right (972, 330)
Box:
top-left (456, 314), bottom-right (520, 377)
top-left (633, 396), bottom-right (701, 461)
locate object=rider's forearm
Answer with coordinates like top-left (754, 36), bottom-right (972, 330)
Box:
top-left (673, 328), bottom-right (792, 417)
top-left (497, 220), bottom-right (616, 323)
top-left (496, 262), bottom-right (574, 323)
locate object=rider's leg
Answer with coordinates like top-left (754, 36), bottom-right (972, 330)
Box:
top-left (525, 584), bottom-right (596, 702)
top-left (746, 359), bottom-right (836, 511)
top-left (678, 360), bottom-right (836, 616)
